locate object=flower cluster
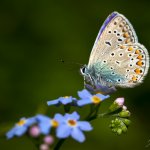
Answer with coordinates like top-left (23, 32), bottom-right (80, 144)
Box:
top-left (6, 89), bottom-right (131, 149)
top-left (108, 97), bottom-right (131, 135)
top-left (47, 89), bottom-right (109, 107)
top-left (6, 112), bottom-right (92, 142)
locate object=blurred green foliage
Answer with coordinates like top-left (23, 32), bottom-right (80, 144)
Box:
top-left (0, 0), bottom-right (150, 149)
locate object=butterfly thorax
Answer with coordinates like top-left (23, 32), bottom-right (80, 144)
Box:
top-left (80, 64), bottom-right (117, 94)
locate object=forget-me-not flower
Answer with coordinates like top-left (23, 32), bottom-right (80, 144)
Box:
top-left (6, 117), bottom-right (36, 139)
top-left (55, 111), bottom-right (93, 142)
top-left (47, 96), bottom-right (76, 106)
top-left (36, 114), bottom-right (59, 135)
top-left (77, 89), bottom-right (110, 106)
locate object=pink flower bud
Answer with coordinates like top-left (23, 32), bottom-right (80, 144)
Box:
top-left (115, 98), bottom-right (124, 106)
top-left (29, 125), bottom-right (40, 137)
top-left (43, 135), bottom-right (54, 145)
top-left (40, 144), bottom-right (49, 150)
top-left (123, 105), bottom-right (127, 110)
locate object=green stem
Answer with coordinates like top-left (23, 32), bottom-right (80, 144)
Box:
top-left (54, 139), bottom-right (66, 150)
top-left (84, 105), bottom-right (94, 120)
top-left (89, 112), bottom-right (114, 121)
top-left (64, 105), bottom-right (71, 113)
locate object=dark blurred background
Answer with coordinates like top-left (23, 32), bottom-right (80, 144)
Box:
top-left (0, 0), bottom-right (150, 150)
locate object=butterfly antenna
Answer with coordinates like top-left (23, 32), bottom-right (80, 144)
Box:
top-left (57, 58), bottom-right (84, 71)
top-left (58, 58), bottom-right (83, 66)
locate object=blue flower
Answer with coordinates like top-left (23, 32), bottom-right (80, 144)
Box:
top-left (55, 111), bottom-right (93, 143)
top-left (36, 114), bottom-right (59, 135)
top-left (77, 89), bottom-right (110, 106)
top-left (47, 96), bottom-right (76, 106)
top-left (6, 117), bottom-right (36, 139)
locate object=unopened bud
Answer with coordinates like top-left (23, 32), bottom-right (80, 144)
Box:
top-left (115, 98), bottom-right (124, 106)
top-left (43, 135), bottom-right (54, 145)
top-left (117, 128), bottom-right (122, 135)
top-left (109, 98), bottom-right (125, 112)
top-left (122, 126), bottom-right (127, 133)
top-left (29, 125), bottom-right (40, 137)
top-left (40, 144), bottom-right (49, 150)
top-left (122, 119), bottom-right (131, 126)
top-left (122, 105), bottom-right (127, 110)
top-left (119, 110), bottom-right (131, 118)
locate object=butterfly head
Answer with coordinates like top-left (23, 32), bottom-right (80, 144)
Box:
top-left (80, 65), bottom-right (94, 84)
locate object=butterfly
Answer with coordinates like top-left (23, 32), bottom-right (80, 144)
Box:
top-left (80, 11), bottom-right (149, 94)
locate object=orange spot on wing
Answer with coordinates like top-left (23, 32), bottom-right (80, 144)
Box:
top-left (128, 47), bottom-right (133, 51)
top-left (134, 68), bottom-right (142, 74)
top-left (132, 75), bottom-right (138, 82)
top-left (123, 32), bottom-right (129, 38)
top-left (136, 61), bottom-right (143, 66)
top-left (137, 55), bottom-right (143, 59)
top-left (135, 49), bottom-right (141, 54)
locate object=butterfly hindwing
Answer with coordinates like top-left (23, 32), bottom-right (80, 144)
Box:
top-left (94, 43), bottom-right (149, 87)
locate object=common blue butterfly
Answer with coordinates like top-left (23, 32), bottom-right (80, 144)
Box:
top-left (80, 12), bottom-right (149, 94)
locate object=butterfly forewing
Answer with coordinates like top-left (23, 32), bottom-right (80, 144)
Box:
top-left (88, 12), bottom-right (138, 66)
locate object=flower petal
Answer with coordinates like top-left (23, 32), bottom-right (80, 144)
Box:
top-left (54, 113), bottom-right (64, 123)
top-left (56, 124), bottom-right (71, 138)
top-left (47, 99), bottom-right (60, 106)
top-left (6, 127), bottom-right (17, 139)
top-left (71, 128), bottom-right (85, 142)
top-left (26, 117), bottom-right (36, 126)
top-left (39, 123), bottom-right (51, 135)
top-left (78, 89), bottom-right (92, 99)
top-left (36, 115), bottom-right (51, 122)
top-left (64, 111), bottom-right (80, 120)
top-left (77, 98), bottom-right (92, 106)
top-left (96, 94), bottom-right (110, 101)
top-left (15, 126), bottom-right (27, 136)
top-left (78, 121), bottom-right (93, 131)
top-left (60, 97), bottom-right (72, 105)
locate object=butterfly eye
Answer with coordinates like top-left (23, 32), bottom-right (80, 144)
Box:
top-left (80, 66), bottom-right (87, 75)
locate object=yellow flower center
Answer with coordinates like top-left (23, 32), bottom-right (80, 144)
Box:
top-left (51, 119), bottom-right (59, 128)
top-left (64, 96), bottom-right (69, 98)
top-left (17, 119), bottom-right (26, 126)
top-left (68, 119), bottom-right (77, 126)
top-left (91, 96), bottom-right (101, 104)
